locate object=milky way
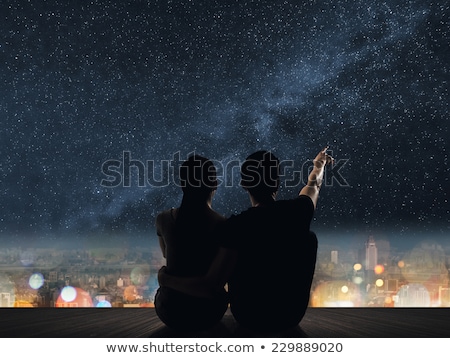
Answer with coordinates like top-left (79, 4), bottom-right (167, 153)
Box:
top-left (1, 0), bottom-right (448, 246)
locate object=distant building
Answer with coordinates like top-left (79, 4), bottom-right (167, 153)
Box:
top-left (0, 293), bottom-right (11, 307)
top-left (385, 279), bottom-right (398, 292)
top-left (439, 286), bottom-right (450, 307)
top-left (99, 276), bottom-right (106, 289)
top-left (117, 277), bottom-right (124, 287)
top-left (365, 236), bottom-right (378, 271)
top-left (331, 251), bottom-right (338, 264)
top-left (395, 284), bottom-right (430, 307)
top-left (48, 271), bottom-right (58, 282)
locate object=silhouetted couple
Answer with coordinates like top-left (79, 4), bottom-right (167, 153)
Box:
top-left (155, 148), bottom-right (333, 334)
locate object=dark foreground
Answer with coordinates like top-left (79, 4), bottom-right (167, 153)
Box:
top-left (1, 308), bottom-right (449, 338)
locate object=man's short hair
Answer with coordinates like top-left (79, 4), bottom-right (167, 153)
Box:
top-left (240, 151), bottom-right (280, 201)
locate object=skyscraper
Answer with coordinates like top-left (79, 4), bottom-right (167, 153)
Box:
top-left (331, 250), bottom-right (338, 264)
top-left (365, 236), bottom-right (378, 271)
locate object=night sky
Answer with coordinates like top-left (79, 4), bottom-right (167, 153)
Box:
top-left (1, 0), bottom-right (449, 249)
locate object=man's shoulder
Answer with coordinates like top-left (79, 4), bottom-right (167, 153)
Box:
top-left (224, 195), bottom-right (313, 220)
top-left (276, 195), bottom-right (314, 205)
top-left (274, 195), bottom-right (314, 212)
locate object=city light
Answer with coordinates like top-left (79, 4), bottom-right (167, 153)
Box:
top-left (311, 281), bottom-right (361, 307)
top-left (374, 265), bottom-right (384, 275)
top-left (96, 300), bottom-right (112, 308)
top-left (56, 287), bottom-right (94, 307)
top-left (352, 276), bottom-right (363, 285)
top-left (61, 286), bottom-right (77, 302)
top-left (131, 265), bottom-right (151, 286)
top-left (124, 285), bottom-right (138, 302)
top-left (28, 273), bottom-right (44, 290)
top-left (0, 235), bottom-right (448, 308)
top-left (353, 263), bottom-right (362, 271)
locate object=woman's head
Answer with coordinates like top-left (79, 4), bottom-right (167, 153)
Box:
top-left (179, 155), bottom-right (217, 200)
top-left (176, 155), bottom-right (218, 235)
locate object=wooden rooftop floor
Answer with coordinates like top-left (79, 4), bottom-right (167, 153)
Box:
top-left (0, 308), bottom-right (449, 338)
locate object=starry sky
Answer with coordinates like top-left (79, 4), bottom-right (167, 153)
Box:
top-left (1, 0), bottom-right (449, 248)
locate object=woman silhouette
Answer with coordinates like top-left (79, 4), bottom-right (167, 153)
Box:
top-left (154, 155), bottom-right (228, 331)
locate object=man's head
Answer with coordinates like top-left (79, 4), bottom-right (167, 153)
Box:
top-left (179, 155), bottom-right (217, 198)
top-left (240, 150), bottom-right (280, 203)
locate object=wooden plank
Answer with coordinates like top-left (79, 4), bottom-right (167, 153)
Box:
top-left (0, 308), bottom-right (449, 338)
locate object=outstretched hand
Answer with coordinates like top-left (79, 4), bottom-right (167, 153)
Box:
top-left (313, 146), bottom-right (334, 168)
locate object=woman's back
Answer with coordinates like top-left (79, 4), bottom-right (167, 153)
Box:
top-left (156, 206), bottom-right (225, 277)
top-left (154, 154), bottom-right (228, 332)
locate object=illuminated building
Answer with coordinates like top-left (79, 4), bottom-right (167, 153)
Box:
top-left (439, 286), bottom-right (450, 307)
top-left (331, 251), bottom-right (338, 264)
top-left (365, 236), bottom-right (378, 271)
top-left (395, 284), bottom-right (430, 307)
top-left (0, 293), bottom-right (11, 307)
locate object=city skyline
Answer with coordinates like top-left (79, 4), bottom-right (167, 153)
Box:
top-left (1, 233), bottom-right (448, 308)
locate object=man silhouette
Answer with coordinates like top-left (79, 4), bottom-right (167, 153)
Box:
top-left (159, 147), bottom-right (333, 333)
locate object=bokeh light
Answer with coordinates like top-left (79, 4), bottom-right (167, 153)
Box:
top-left (311, 281), bottom-right (361, 307)
top-left (374, 265), bottom-right (384, 275)
top-left (96, 300), bottom-right (112, 308)
top-left (130, 265), bottom-right (151, 286)
top-left (28, 273), bottom-right (44, 290)
top-left (398, 260), bottom-right (405, 268)
top-left (353, 263), bottom-right (362, 271)
top-left (375, 279), bottom-right (384, 287)
top-left (61, 286), bottom-right (77, 302)
top-left (56, 287), bottom-right (93, 307)
top-left (352, 276), bottom-right (363, 285)
top-left (124, 285), bottom-right (137, 302)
